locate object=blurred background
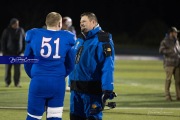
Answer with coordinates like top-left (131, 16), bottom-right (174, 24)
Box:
top-left (0, 0), bottom-right (180, 56)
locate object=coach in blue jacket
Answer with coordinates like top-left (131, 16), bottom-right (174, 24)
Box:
top-left (69, 12), bottom-right (115, 120)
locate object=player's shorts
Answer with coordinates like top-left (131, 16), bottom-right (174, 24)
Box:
top-left (26, 76), bottom-right (65, 120)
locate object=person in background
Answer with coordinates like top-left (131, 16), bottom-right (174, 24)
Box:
top-left (24, 12), bottom-right (76, 120)
top-left (1, 18), bottom-right (25, 87)
top-left (62, 16), bottom-right (76, 35)
top-left (69, 12), bottom-right (116, 120)
top-left (159, 26), bottom-right (180, 101)
top-left (62, 16), bottom-right (77, 91)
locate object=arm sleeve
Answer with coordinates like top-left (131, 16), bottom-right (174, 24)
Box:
top-left (101, 35), bottom-right (115, 91)
top-left (1, 29), bottom-right (7, 54)
top-left (21, 28), bottom-right (26, 53)
top-left (159, 40), bottom-right (176, 57)
top-left (64, 36), bottom-right (76, 77)
top-left (24, 30), bottom-right (34, 78)
top-left (24, 42), bottom-right (34, 78)
top-left (64, 46), bottom-right (75, 77)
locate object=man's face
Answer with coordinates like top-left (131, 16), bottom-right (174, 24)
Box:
top-left (172, 31), bottom-right (178, 39)
top-left (62, 18), bottom-right (72, 30)
top-left (12, 21), bottom-right (19, 29)
top-left (80, 16), bottom-right (95, 33)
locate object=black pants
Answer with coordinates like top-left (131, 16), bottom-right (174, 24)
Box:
top-left (5, 64), bottom-right (20, 86)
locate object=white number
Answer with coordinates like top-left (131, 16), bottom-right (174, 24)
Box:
top-left (53, 38), bottom-right (60, 58)
top-left (40, 37), bottom-right (60, 58)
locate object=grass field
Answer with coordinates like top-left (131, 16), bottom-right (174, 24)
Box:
top-left (0, 59), bottom-right (180, 120)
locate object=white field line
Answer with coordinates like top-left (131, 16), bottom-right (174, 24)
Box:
top-left (0, 106), bottom-right (180, 110)
top-left (115, 55), bottom-right (162, 61)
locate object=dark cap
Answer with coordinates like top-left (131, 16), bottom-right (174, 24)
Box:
top-left (9, 18), bottom-right (19, 25)
top-left (168, 27), bottom-right (180, 33)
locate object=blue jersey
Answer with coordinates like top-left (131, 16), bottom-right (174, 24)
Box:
top-left (69, 26), bottom-right (115, 93)
top-left (24, 28), bottom-right (76, 78)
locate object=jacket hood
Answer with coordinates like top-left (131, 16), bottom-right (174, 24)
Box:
top-left (84, 25), bottom-right (102, 39)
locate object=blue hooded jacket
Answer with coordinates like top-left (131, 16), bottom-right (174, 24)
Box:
top-left (69, 25), bottom-right (115, 93)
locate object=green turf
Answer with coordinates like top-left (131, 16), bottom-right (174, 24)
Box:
top-left (0, 60), bottom-right (180, 120)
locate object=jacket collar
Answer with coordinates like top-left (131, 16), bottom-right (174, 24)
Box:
top-left (82, 25), bottom-right (102, 40)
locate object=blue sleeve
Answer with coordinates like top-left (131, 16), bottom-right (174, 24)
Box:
top-left (24, 30), bottom-right (34, 78)
top-left (65, 46), bottom-right (75, 77)
top-left (101, 35), bottom-right (115, 91)
top-left (64, 36), bottom-right (76, 77)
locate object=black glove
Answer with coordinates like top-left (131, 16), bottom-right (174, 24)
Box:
top-left (101, 90), bottom-right (117, 110)
top-left (102, 90), bottom-right (117, 102)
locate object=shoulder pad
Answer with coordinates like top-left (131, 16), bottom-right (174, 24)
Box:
top-left (98, 31), bottom-right (110, 42)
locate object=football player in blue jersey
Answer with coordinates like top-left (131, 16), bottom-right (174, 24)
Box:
top-left (69, 12), bottom-right (116, 120)
top-left (24, 12), bottom-right (76, 120)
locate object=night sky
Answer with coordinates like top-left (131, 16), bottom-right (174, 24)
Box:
top-left (1, 0), bottom-right (180, 39)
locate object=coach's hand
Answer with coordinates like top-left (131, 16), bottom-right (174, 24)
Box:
top-left (101, 90), bottom-right (117, 110)
top-left (102, 90), bottom-right (117, 102)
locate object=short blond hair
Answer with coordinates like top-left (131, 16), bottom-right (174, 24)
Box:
top-left (45, 12), bottom-right (62, 27)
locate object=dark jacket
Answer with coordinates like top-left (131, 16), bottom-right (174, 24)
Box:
top-left (159, 34), bottom-right (180, 67)
top-left (1, 26), bottom-right (25, 55)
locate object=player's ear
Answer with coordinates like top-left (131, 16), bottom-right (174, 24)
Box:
top-left (59, 21), bottom-right (62, 30)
